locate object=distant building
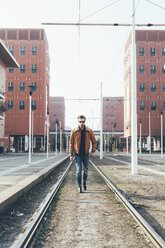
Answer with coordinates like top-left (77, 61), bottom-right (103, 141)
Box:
top-left (0, 29), bottom-right (50, 152)
top-left (0, 39), bottom-right (19, 150)
top-left (124, 30), bottom-right (165, 151)
top-left (103, 97), bottom-right (124, 132)
top-left (49, 97), bottom-right (65, 151)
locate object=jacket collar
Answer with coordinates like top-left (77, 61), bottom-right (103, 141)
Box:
top-left (75, 125), bottom-right (90, 132)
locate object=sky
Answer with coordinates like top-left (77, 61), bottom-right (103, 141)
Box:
top-left (0, 0), bottom-right (165, 129)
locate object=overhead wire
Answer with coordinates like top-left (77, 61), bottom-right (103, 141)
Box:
top-left (79, 0), bottom-right (122, 22)
top-left (144, 0), bottom-right (165, 10)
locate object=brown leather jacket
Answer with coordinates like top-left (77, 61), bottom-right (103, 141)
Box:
top-left (69, 126), bottom-right (96, 155)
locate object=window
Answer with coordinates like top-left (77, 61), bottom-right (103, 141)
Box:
top-left (105, 105), bottom-right (108, 109)
top-left (150, 47), bottom-right (156, 56)
top-left (105, 113), bottom-right (108, 117)
top-left (139, 47), bottom-right (144, 56)
top-left (20, 46), bottom-right (26, 55)
top-left (162, 48), bottom-right (165, 56)
top-left (151, 83), bottom-right (156, 92)
top-left (31, 82), bottom-right (37, 92)
top-left (19, 101), bottom-right (25, 110)
top-left (151, 65), bottom-right (156, 74)
top-left (8, 82), bottom-right (14, 91)
top-left (106, 121), bottom-right (108, 125)
top-left (36, 137), bottom-right (42, 148)
top-left (111, 112), bottom-right (114, 117)
top-left (111, 105), bottom-right (114, 109)
top-left (53, 113), bottom-right (56, 116)
top-left (139, 65), bottom-right (145, 74)
top-left (162, 65), bottom-right (165, 74)
top-left (20, 64), bottom-right (25, 73)
top-left (31, 64), bottom-right (37, 73)
top-left (53, 104), bottom-right (56, 108)
top-left (8, 67), bottom-right (14, 73)
top-left (58, 104), bottom-right (61, 108)
top-left (140, 101), bottom-right (145, 111)
top-left (20, 82), bottom-right (25, 92)
top-left (8, 101), bottom-right (13, 110)
top-left (151, 101), bottom-right (156, 111)
top-left (139, 83), bottom-right (145, 92)
top-left (162, 102), bottom-right (165, 111)
top-left (162, 83), bottom-right (165, 92)
top-left (58, 113), bottom-right (61, 116)
top-left (32, 101), bottom-right (37, 110)
top-left (9, 46), bottom-right (14, 55)
top-left (32, 46), bottom-right (37, 55)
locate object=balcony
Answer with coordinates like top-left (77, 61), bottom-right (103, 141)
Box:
top-left (0, 90), bottom-right (5, 100)
top-left (0, 111), bottom-right (4, 120)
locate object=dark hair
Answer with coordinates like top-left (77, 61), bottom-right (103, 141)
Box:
top-left (77, 115), bottom-right (86, 120)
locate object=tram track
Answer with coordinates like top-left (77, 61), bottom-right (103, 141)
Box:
top-left (90, 159), bottom-right (165, 248)
top-left (8, 156), bottom-right (165, 248)
top-left (10, 161), bottom-right (73, 248)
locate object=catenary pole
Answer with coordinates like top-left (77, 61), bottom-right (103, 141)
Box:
top-left (161, 112), bottom-right (163, 159)
top-left (47, 114), bottom-right (49, 158)
top-left (100, 82), bottom-right (103, 159)
top-left (55, 123), bottom-right (57, 156)
top-left (149, 111), bottom-right (151, 154)
top-left (140, 119), bottom-right (142, 155)
top-left (28, 93), bottom-right (32, 164)
top-left (131, 0), bottom-right (138, 174)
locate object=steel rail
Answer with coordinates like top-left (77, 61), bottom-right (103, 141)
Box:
top-left (11, 160), bottom-right (73, 248)
top-left (90, 159), bottom-right (165, 248)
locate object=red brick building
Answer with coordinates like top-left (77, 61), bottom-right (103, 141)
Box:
top-left (103, 97), bottom-right (124, 132)
top-left (49, 97), bottom-right (65, 131)
top-left (124, 30), bottom-right (165, 151)
top-left (49, 97), bottom-right (65, 151)
top-left (0, 28), bottom-right (50, 152)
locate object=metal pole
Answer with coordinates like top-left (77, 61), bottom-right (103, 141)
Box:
top-left (100, 82), bottom-right (103, 159)
top-left (56, 123), bottom-right (57, 155)
top-left (28, 93), bottom-right (32, 164)
top-left (60, 121), bottom-right (62, 153)
top-left (161, 112), bottom-right (163, 159)
top-left (131, 0), bottom-right (138, 174)
top-left (47, 114), bottom-right (49, 158)
top-left (140, 119), bottom-right (142, 155)
top-left (126, 136), bottom-right (128, 155)
top-left (44, 121), bottom-right (46, 152)
top-left (32, 110), bottom-right (34, 154)
top-left (149, 112), bottom-right (151, 154)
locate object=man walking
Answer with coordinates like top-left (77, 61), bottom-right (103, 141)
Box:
top-left (70, 115), bottom-right (96, 193)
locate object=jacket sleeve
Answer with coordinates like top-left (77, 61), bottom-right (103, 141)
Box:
top-left (90, 130), bottom-right (97, 153)
top-left (69, 129), bottom-right (74, 155)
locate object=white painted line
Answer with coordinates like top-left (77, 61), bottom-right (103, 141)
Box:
top-left (138, 165), bottom-right (165, 176)
top-left (0, 156), bottom-right (27, 162)
top-left (105, 156), bottom-right (165, 176)
top-left (0, 155), bottom-right (63, 176)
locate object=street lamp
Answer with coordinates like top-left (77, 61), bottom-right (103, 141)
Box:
top-left (161, 110), bottom-right (163, 159)
top-left (139, 119), bottom-right (142, 155)
top-left (46, 108), bottom-right (49, 158)
top-left (27, 85), bottom-right (34, 164)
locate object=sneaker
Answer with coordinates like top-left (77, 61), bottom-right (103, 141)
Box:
top-left (78, 186), bottom-right (82, 193)
top-left (83, 183), bottom-right (87, 191)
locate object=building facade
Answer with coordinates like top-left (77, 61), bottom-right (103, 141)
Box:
top-left (0, 29), bottom-right (50, 152)
top-left (124, 30), bottom-right (165, 151)
top-left (103, 97), bottom-right (124, 132)
top-left (49, 97), bottom-right (65, 151)
top-left (0, 39), bottom-right (19, 151)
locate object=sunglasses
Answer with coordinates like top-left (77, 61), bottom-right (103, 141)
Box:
top-left (79, 121), bottom-right (85, 123)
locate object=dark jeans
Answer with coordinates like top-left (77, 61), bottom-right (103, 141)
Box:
top-left (75, 154), bottom-right (89, 187)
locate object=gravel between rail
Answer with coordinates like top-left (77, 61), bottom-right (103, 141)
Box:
top-left (33, 162), bottom-right (153, 248)
top-left (92, 155), bottom-right (165, 241)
